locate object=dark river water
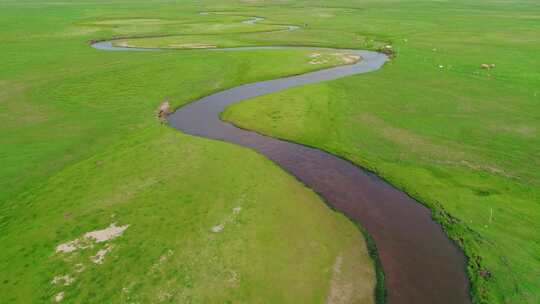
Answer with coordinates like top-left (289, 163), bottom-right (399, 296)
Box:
top-left (93, 41), bottom-right (471, 304)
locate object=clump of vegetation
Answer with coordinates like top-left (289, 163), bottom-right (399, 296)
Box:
top-left (377, 45), bottom-right (395, 57)
top-left (156, 99), bottom-right (171, 123)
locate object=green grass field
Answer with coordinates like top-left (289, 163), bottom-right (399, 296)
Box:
top-left (1, 0), bottom-right (538, 303)
top-left (220, 1), bottom-right (540, 303)
top-left (0, 1), bottom-right (377, 303)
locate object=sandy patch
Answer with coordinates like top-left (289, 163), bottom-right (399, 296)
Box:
top-left (74, 263), bottom-right (85, 273)
top-left (325, 244), bottom-right (376, 304)
top-left (56, 239), bottom-right (86, 253)
top-left (327, 249), bottom-right (376, 304)
top-left (91, 244), bottom-right (113, 264)
top-left (51, 275), bottom-right (75, 286)
top-left (309, 59), bottom-right (328, 65)
top-left (211, 224), bottom-right (224, 233)
top-left (115, 41), bottom-right (131, 48)
top-left (157, 290), bottom-right (172, 302)
top-left (309, 53), bottom-right (327, 64)
top-left (157, 290), bottom-right (173, 302)
top-left (85, 223), bottom-right (129, 243)
top-left (340, 54), bottom-right (361, 64)
top-left (159, 249), bottom-right (174, 263)
top-left (211, 206), bottom-right (242, 233)
top-left (331, 52), bottom-right (361, 64)
top-left (480, 63), bottom-right (496, 69)
top-left (56, 223), bottom-right (129, 253)
top-left (309, 53), bottom-right (360, 65)
top-left (326, 254), bottom-right (355, 304)
top-left (168, 43), bottom-right (216, 49)
top-left (54, 292), bottom-right (64, 303)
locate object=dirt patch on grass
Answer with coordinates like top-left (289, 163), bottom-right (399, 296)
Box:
top-left (211, 206), bottom-right (242, 233)
top-left (168, 43), bottom-right (217, 49)
top-left (56, 223), bottom-right (129, 253)
top-left (85, 223), bottom-right (129, 243)
top-left (342, 54), bottom-right (361, 64)
top-left (326, 246), bottom-right (375, 304)
top-left (51, 275), bottom-right (75, 286)
top-left (309, 53), bottom-right (328, 65)
top-left (309, 52), bottom-right (361, 65)
top-left (53, 292), bottom-right (64, 303)
top-left (332, 52), bottom-right (361, 64)
top-left (91, 244), bottom-right (113, 264)
top-left (115, 41), bottom-right (132, 48)
top-left (326, 254), bottom-right (355, 304)
top-left (51, 224), bottom-right (129, 302)
top-left (56, 239), bottom-right (89, 253)
top-left (74, 263), bottom-right (85, 273)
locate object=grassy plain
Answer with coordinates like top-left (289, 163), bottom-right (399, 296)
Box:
top-left (0, 1), bottom-right (377, 303)
top-left (2, 0), bottom-right (539, 303)
top-left (220, 1), bottom-right (540, 303)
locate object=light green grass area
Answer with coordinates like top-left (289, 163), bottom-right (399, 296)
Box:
top-left (2, 0), bottom-right (539, 303)
top-left (221, 1), bottom-right (540, 303)
top-left (0, 1), bottom-right (377, 303)
top-left (1, 126), bottom-right (375, 303)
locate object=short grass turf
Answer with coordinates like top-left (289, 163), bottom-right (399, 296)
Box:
top-left (0, 1), bottom-right (377, 303)
top-left (219, 0), bottom-right (540, 303)
top-left (1, 127), bottom-right (375, 303)
top-left (3, 0), bottom-right (539, 303)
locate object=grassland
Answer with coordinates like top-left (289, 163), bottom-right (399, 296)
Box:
top-left (219, 1), bottom-right (540, 303)
top-left (2, 0), bottom-right (539, 303)
top-left (0, 1), bottom-right (377, 303)
top-left (2, 127), bottom-right (376, 303)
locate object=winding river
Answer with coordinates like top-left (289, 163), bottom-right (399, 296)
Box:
top-left (91, 16), bottom-right (471, 304)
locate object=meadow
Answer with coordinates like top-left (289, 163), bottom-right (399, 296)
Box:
top-left (0, 1), bottom-right (377, 303)
top-left (221, 1), bottom-right (540, 303)
top-left (1, 0), bottom-right (538, 303)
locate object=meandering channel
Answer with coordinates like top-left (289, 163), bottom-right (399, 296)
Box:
top-left (91, 17), bottom-right (471, 304)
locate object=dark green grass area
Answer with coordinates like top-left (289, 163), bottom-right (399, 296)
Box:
top-left (221, 1), bottom-right (540, 303)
